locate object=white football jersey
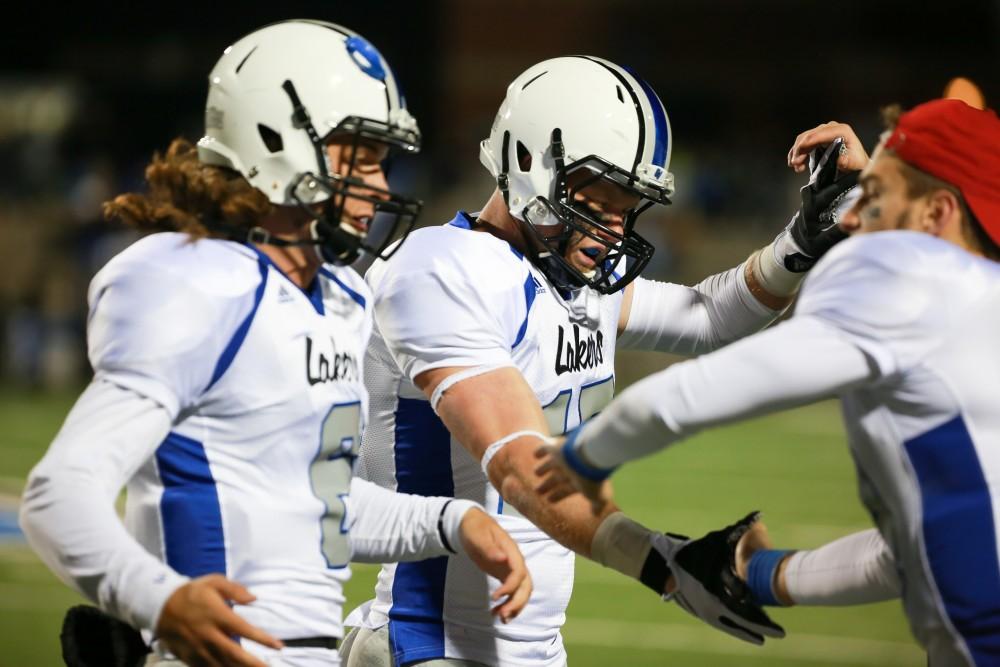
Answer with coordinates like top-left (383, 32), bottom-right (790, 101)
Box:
top-left (353, 213), bottom-right (623, 666)
top-left (796, 231), bottom-right (1000, 666)
top-left (89, 232), bottom-right (370, 643)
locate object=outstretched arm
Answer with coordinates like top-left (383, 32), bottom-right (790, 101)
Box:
top-left (420, 366), bottom-right (784, 644)
top-left (736, 523), bottom-right (901, 607)
top-left (579, 315), bottom-right (874, 474)
top-left (617, 134), bottom-right (863, 355)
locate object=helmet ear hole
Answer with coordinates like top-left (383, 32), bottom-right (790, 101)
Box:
top-left (257, 124), bottom-right (284, 153)
top-left (516, 140), bottom-right (532, 172)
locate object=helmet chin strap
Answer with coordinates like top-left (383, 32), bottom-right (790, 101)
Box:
top-left (309, 218), bottom-right (363, 264)
top-left (231, 215), bottom-right (361, 265)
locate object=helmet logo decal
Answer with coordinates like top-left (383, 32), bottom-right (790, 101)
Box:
top-left (345, 36), bottom-right (386, 82)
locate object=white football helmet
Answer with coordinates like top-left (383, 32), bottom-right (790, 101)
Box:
top-left (198, 19), bottom-right (422, 264)
top-left (480, 56), bottom-right (674, 293)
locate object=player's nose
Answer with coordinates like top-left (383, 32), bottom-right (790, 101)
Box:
top-left (840, 203), bottom-right (862, 234)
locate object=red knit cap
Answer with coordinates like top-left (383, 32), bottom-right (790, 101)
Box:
top-left (884, 99), bottom-right (1000, 245)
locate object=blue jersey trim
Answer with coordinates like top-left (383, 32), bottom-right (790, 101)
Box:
top-left (156, 432), bottom-right (226, 577)
top-left (904, 415), bottom-right (1000, 664)
top-left (624, 67), bottom-right (669, 169)
top-left (388, 398), bottom-right (454, 665)
top-left (247, 244), bottom-right (329, 315)
top-left (512, 273), bottom-right (538, 348)
top-left (305, 276), bottom-right (325, 315)
top-left (447, 212), bottom-right (473, 230)
top-left (206, 255), bottom-right (268, 391)
top-left (318, 268), bottom-right (366, 310)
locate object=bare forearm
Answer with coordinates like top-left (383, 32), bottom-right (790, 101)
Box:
top-left (490, 440), bottom-right (618, 557)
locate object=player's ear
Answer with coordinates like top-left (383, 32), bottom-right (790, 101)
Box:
top-left (921, 189), bottom-right (963, 238)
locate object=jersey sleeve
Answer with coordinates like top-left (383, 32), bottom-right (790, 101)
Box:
top-left (796, 233), bottom-right (942, 379)
top-left (369, 233), bottom-right (528, 381)
top-left (19, 379), bottom-right (186, 631)
top-left (86, 251), bottom-right (263, 418)
top-left (347, 477), bottom-right (480, 562)
top-left (618, 268), bottom-right (777, 355)
top-left (783, 528), bottom-right (901, 606)
top-left (576, 315), bottom-right (876, 470)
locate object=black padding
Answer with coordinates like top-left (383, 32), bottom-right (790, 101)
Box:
top-left (60, 605), bottom-right (149, 667)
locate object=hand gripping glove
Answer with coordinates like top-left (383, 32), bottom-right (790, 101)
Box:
top-left (655, 512), bottom-right (786, 645)
top-left (783, 138), bottom-right (861, 272)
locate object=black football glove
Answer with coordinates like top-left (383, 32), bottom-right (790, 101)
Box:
top-left (656, 511), bottom-right (786, 645)
top-left (784, 137), bottom-right (860, 272)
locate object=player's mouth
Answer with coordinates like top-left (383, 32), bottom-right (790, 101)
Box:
top-left (576, 245), bottom-right (604, 269)
top-left (339, 215), bottom-right (371, 237)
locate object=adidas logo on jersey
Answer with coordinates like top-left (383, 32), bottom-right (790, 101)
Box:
top-left (532, 275), bottom-right (547, 295)
top-left (554, 323), bottom-right (605, 375)
top-left (278, 285), bottom-right (294, 303)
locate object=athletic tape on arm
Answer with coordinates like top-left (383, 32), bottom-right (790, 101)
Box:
top-left (430, 364), bottom-right (512, 413)
top-left (480, 430), bottom-right (553, 475)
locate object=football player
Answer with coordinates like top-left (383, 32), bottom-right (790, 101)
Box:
top-left (539, 98), bottom-right (1000, 666)
top-left (344, 56), bottom-right (853, 666)
top-left (19, 20), bottom-right (529, 667)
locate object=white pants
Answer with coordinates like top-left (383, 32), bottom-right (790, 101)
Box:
top-left (340, 626), bottom-right (487, 667)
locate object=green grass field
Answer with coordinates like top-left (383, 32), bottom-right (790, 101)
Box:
top-left (0, 383), bottom-right (922, 667)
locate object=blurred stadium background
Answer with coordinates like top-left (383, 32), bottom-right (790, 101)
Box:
top-left (1, 1), bottom-right (997, 664)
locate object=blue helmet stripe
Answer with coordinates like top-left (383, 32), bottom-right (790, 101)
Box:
top-left (624, 68), bottom-right (668, 168)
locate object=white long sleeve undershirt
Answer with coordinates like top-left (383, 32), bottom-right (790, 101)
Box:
top-left (348, 478), bottom-right (478, 563)
top-left (617, 267), bottom-right (778, 356)
top-left (577, 315), bottom-right (877, 469)
top-left (784, 528), bottom-right (901, 606)
top-left (19, 378), bottom-right (185, 632)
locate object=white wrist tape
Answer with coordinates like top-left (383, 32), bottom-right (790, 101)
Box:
top-left (753, 232), bottom-right (806, 297)
top-left (480, 430), bottom-right (552, 476)
top-left (591, 511), bottom-right (656, 580)
top-left (430, 364), bottom-right (510, 413)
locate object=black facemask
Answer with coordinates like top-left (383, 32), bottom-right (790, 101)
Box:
top-left (282, 80), bottom-right (422, 265)
top-left (514, 129), bottom-right (669, 295)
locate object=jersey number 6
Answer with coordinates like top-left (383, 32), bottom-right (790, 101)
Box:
top-left (309, 401), bottom-right (362, 568)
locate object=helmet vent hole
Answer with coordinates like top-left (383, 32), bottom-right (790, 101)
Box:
top-left (257, 124), bottom-right (284, 153)
top-left (616, 86), bottom-right (625, 103)
top-left (516, 141), bottom-right (532, 172)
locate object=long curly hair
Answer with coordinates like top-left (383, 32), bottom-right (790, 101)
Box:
top-left (103, 138), bottom-right (272, 238)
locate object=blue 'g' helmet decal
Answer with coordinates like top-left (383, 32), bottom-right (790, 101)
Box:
top-left (345, 35), bottom-right (387, 81)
